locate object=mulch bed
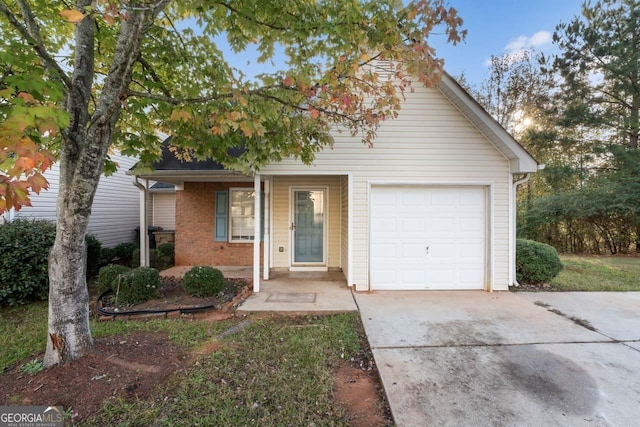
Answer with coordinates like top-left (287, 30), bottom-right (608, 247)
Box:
top-left (96, 277), bottom-right (251, 319)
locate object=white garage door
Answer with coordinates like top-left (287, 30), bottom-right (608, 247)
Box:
top-left (370, 186), bottom-right (486, 290)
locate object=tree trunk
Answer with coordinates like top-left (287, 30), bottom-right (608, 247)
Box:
top-left (41, 1), bottom-right (169, 366)
top-left (44, 216), bottom-right (93, 366)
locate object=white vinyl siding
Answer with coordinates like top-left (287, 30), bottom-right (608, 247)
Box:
top-left (152, 193), bottom-right (176, 230)
top-left (261, 83), bottom-right (511, 291)
top-left (14, 152), bottom-right (140, 247)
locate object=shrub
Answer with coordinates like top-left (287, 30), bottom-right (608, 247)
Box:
top-left (516, 239), bottom-right (563, 285)
top-left (0, 219), bottom-right (56, 306)
top-left (85, 234), bottom-right (102, 277)
top-left (97, 264), bottom-right (131, 293)
top-left (114, 267), bottom-right (160, 305)
top-left (100, 247), bottom-right (117, 266)
top-left (114, 242), bottom-right (137, 266)
top-left (182, 266), bottom-right (224, 297)
top-left (154, 243), bottom-right (175, 270)
top-left (157, 242), bottom-right (175, 261)
top-left (131, 248), bottom-right (141, 268)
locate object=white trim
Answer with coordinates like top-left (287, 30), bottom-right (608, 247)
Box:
top-left (263, 178), bottom-right (270, 281)
top-left (367, 181), bottom-right (493, 291)
top-left (347, 174), bottom-right (354, 288)
top-left (132, 177), bottom-right (149, 267)
top-left (487, 184), bottom-right (495, 292)
top-left (508, 171), bottom-right (514, 287)
top-left (228, 187), bottom-right (256, 243)
top-left (367, 179), bottom-right (496, 187)
top-left (289, 186), bottom-right (329, 267)
top-left (290, 266), bottom-right (329, 272)
top-left (269, 179), bottom-right (274, 269)
top-left (438, 73), bottom-right (538, 173)
top-left (253, 174), bottom-right (261, 293)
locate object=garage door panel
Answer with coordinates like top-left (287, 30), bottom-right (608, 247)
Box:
top-left (401, 217), bottom-right (426, 232)
top-left (370, 186), bottom-right (486, 291)
top-left (401, 190), bottom-right (427, 206)
top-left (371, 243), bottom-right (397, 258)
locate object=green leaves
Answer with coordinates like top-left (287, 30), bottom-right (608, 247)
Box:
top-left (1, 0), bottom-right (466, 211)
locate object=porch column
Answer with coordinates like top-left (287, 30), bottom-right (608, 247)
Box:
top-left (253, 173), bottom-right (261, 292)
top-left (132, 176), bottom-right (149, 267)
top-left (263, 178), bottom-right (270, 281)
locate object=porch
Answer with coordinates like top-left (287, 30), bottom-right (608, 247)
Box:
top-left (161, 266), bottom-right (357, 312)
top-left (238, 270), bottom-right (357, 312)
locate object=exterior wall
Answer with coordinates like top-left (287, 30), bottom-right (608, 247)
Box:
top-left (260, 84), bottom-right (512, 291)
top-left (12, 152), bottom-right (140, 247)
top-left (271, 175), bottom-right (342, 268)
top-left (175, 182), bottom-right (262, 266)
top-left (152, 192), bottom-right (176, 230)
top-left (340, 175), bottom-right (349, 281)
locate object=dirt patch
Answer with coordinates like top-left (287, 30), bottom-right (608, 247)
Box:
top-left (0, 332), bottom-right (185, 423)
top-left (333, 315), bottom-right (394, 426)
top-left (334, 363), bottom-right (392, 426)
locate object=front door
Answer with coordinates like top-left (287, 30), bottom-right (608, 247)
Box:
top-left (292, 189), bottom-right (325, 264)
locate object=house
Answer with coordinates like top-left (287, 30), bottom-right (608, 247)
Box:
top-left (1, 152), bottom-right (141, 248)
top-left (132, 73), bottom-right (538, 292)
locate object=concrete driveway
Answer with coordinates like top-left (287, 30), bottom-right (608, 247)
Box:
top-left (354, 291), bottom-right (640, 426)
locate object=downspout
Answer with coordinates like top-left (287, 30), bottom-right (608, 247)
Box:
top-left (132, 176), bottom-right (149, 267)
top-left (512, 173), bottom-right (531, 287)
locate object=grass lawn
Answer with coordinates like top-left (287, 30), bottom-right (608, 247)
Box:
top-left (551, 255), bottom-right (640, 291)
top-left (1, 303), bottom-right (371, 426)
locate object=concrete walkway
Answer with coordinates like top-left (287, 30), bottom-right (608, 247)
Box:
top-left (238, 271), bottom-right (358, 312)
top-left (355, 291), bottom-right (640, 427)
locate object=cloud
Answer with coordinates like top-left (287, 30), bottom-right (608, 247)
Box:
top-left (504, 31), bottom-right (552, 52)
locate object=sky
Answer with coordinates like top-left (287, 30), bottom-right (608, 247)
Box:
top-left (430, 0), bottom-right (585, 86)
top-left (216, 0), bottom-right (586, 88)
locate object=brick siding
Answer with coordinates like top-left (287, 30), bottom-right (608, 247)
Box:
top-left (175, 182), bottom-right (263, 266)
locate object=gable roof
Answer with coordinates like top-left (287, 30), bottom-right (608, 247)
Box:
top-left (133, 72), bottom-right (538, 179)
top-left (436, 73), bottom-right (538, 173)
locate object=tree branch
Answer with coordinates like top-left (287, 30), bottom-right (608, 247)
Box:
top-left (138, 55), bottom-right (172, 98)
top-left (0, 0), bottom-right (72, 89)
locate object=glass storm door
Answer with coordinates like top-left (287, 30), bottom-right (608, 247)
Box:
top-left (292, 190), bottom-right (325, 263)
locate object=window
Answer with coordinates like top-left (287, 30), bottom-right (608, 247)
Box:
top-left (229, 189), bottom-right (255, 242)
top-left (214, 188), bottom-right (262, 243)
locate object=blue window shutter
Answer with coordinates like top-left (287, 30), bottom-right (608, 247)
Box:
top-left (214, 191), bottom-right (228, 241)
top-left (261, 191), bottom-right (265, 242)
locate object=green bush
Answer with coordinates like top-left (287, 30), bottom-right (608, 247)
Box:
top-left (131, 248), bottom-right (141, 268)
top-left (157, 242), bottom-right (175, 261)
top-left (516, 239), bottom-right (563, 285)
top-left (100, 247), bottom-right (117, 266)
top-left (114, 267), bottom-right (160, 305)
top-left (0, 219), bottom-right (56, 306)
top-left (154, 243), bottom-right (175, 270)
top-left (182, 266), bottom-right (224, 297)
top-left (97, 264), bottom-right (131, 293)
top-left (114, 242), bottom-right (137, 266)
top-left (85, 234), bottom-right (102, 277)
